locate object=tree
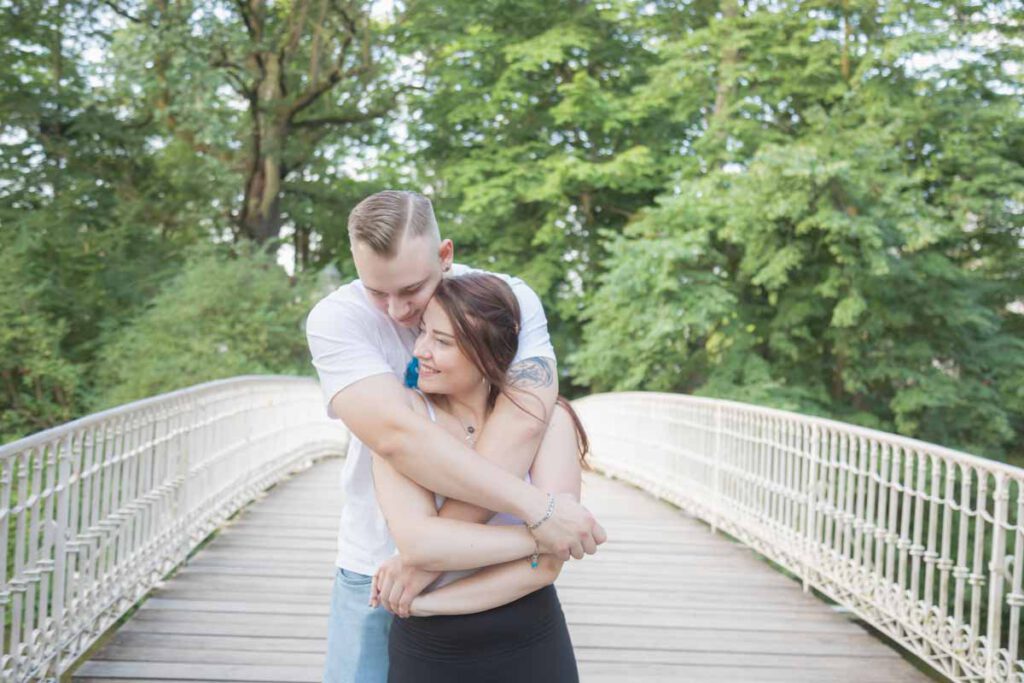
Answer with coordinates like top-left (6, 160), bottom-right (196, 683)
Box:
top-left (571, 0), bottom-right (1024, 458)
top-left (105, 0), bottom-right (404, 245)
top-left (400, 0), bottom-right (684, 373)
top-left (0, 0), bottom-right (196, 439)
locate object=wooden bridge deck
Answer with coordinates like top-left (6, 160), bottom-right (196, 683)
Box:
top-left (72, 457), bottom-right (931, 683)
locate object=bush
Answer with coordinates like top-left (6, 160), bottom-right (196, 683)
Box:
top-left (93, 243), bottom-right (318, 408)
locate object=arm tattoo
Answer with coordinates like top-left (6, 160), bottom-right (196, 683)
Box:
top-left (507, 357), bottom-right (554, 389)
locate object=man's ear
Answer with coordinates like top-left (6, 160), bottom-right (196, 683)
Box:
top-left (439, 238), bottom-right (454, 270)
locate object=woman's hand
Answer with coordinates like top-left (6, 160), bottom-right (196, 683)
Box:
top-left (408, 595), bottom-right (431, 618)
top-left (371, 554), bottom-right (440, 618)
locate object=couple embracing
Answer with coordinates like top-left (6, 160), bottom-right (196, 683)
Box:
top-left (305, 190), bottom-right (608, 682)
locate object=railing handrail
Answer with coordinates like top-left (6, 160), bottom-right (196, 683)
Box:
top-left (581, 390), bottom-right (1022, 478)
top-left (574, 391), bottom-right (1024, 683)
top-left (0, 375), bottom-right (346, 682)
top-left (0, 375), bottom-right (315, 458)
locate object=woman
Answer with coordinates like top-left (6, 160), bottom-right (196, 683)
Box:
top-left (369, 273), bottom-right (586, 682)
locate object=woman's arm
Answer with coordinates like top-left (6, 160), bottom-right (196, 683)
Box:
top-left (408, 402), bottom-right (583, 616)
top-left (410, 554), bottom-right (562, 616)
top-left (371, 390), bottom-right (537, 571)
top-left (372, 454), bottom-right (537, 570)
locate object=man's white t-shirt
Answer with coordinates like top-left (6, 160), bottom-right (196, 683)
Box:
top-left (305, 264), bottom-right (556, 575)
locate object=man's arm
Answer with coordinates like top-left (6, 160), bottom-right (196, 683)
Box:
top-left (333, 373), bottom-right (602, 559)
top-left (331, 373), bottom-right (552, 529)
top-left (434, 356), bottom-right (558, 524)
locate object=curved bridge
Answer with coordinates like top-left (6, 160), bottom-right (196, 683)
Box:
top-left (1, 378), bottom-right (1018, 682)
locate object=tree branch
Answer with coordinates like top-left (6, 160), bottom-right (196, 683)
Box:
top-left (285, 36), bottom-right (358, 121)
top-left (281, 0), bottom-right (312, 58)
top-left (235, 0), bottom-right (258, 41)
top-left (290, 101), bottom-right (390, 129)
top-left (329, 0), bottom-right (360, 38)
top-left (212, 47), bottom-right (256, 97)
top-left (101, 1), bottom-right (146, 24)
top-left (307, 0), bottom-right (329, 85)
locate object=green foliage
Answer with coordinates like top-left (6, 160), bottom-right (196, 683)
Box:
top-left (1, 0), bottom-right (1020, 464)
top-left (399, 0), bottom-right (674, 370)
top-left (568, 0), bottom-right (1024, 459)
top-left (92, 244), bottom-right (318, 408)
top-left (0, 241), bottom-right (81, 442)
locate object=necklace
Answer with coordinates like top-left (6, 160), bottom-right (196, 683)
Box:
top-left (456, 415), bottom-right (477, 445)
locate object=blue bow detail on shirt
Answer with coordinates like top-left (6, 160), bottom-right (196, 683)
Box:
top-left (404, 357), bottom-right (419, 389)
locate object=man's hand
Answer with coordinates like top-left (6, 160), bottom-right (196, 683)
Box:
top-left (531, 493), bottom-right (607, 560)
top-left (370, 555), bottom-right (440, 619)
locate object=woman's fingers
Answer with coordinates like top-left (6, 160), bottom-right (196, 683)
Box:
top-left (386, 581), bottom-right (405, 615)
top-left (398, 587), bottom-right (416, 619)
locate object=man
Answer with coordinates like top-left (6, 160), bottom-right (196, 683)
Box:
top-left (305, 190), bottom-right (606, 683)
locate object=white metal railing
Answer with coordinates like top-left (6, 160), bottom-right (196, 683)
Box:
top-left (575, 392), bottom-right (1024, 683)
top-left (0, 376), bottom-right (348, 682)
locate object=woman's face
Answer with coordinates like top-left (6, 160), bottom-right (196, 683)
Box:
top-left (413, 298), bottom-right (485, 396)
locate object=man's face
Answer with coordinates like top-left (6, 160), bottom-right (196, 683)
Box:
top-left (352, 233), bottom-right (453, 328)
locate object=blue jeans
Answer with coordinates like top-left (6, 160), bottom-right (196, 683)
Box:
top-left (323, 567), bottom-right (392, 683)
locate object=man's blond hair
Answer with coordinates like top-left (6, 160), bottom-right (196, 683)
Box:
top-left (347, 190), bottom-right (439, 257)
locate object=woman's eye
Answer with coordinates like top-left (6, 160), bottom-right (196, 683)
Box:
top-left (436, 338), bottom-right (451, 347)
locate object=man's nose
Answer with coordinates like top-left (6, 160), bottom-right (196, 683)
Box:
top-left (388, 298), bottom-right (406, 320)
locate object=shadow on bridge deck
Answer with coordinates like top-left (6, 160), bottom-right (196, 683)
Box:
top-left (71, 457), bottom-right (931, 683)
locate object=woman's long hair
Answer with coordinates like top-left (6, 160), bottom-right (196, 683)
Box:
top-left (432, 273), bottom-right (589, 465)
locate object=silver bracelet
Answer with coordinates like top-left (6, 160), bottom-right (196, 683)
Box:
top-left (526, 493), bottom-right (555, 531)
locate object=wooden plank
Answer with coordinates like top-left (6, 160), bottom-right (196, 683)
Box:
top-left (575, 661), bottom-right (925, 683)
top-left (105, 632), bottom-right (326, 653)
top-left (74, 661), bottom-right (321, 682)
top-left (88, 647), bottom-right (324, 667)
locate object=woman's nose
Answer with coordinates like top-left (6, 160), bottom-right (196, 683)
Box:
top-left (413, 333), bottom-right (430, 359)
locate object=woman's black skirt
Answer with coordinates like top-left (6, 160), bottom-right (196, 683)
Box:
top-left (387, 584), bottom-right (578, 682)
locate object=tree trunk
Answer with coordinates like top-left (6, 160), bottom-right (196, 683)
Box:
top-left (296, 225), bottom-right (310, 271)
top-left (240, 52), bottom-right (287, 243)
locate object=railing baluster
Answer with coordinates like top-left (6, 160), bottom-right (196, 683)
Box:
top-left (864, 439), bottom-right (878, 575)
top-left (985, 474), bottom-right (1008, 680)
top-left (912, 449), bottom-right (928, 602)
top-left (853, 436), bottom-right (868, 567)
top-left (924, 453), bottom-right (941, 615)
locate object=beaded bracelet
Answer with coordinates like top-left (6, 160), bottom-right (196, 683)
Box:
top-left (526, 493), bottom-right (555, 531)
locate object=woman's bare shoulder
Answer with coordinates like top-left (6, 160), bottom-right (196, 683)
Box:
top-left (404, 388), bottom-right (433, 419)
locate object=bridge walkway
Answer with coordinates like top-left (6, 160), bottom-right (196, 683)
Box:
top-left (71, 457), bottom-right (931, 683)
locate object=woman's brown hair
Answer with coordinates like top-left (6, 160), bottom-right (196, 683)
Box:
top-left (431, 273), bottom-right (589, 465)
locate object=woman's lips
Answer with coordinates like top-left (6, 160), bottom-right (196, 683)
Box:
top-left (418, 363), bottom-right (440, 376)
